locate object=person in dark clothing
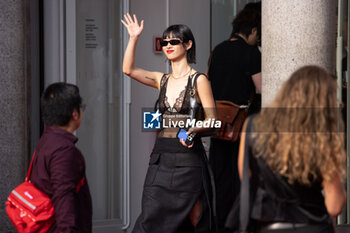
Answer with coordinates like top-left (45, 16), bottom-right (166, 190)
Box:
top-left (31, 83), bottom-right (92, 233)
top-left (121, 13), bottom-right (217, 233)
top-left (207, 7), bottom-right (261, 233)
top-left (244, 1), bottom-right (262, 113)
top-left (236, 66), bottom-right (346, 233)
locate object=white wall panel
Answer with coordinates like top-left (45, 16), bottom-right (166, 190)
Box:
top-left (169, 0), bottom-right (211, 73)
top-left (128, 0), bottom-right (168, 232)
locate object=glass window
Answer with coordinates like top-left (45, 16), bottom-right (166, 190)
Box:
top-left (76, 0), bottom-right (123, 225)
top-left (210, 0), bottom-right (259, 49)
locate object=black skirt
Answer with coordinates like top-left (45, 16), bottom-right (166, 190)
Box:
top-left (132, 137), bottom-right (216, 233)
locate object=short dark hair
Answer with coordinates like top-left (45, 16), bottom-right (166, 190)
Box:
top-left (243, 1), bottom-right (261, 11)
top-left (162, 24), bottom-right (196, 64)
top-left (230, 8), bottom-right (261, 39)
top-left (41, 82), bottom-right (82, 126)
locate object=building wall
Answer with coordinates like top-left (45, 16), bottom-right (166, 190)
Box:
top-left (0, 0), bottom-right (30, 232)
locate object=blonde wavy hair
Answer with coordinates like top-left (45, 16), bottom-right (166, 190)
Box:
top-left (252, 65), bottom-right (346, 185)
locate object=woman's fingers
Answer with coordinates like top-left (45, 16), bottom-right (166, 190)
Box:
top-left (123, 14), bottom-right (130, 25)
top-left (179, 139), bottom-right (194, 148)
top-left (121, 13), bottom-right (144, 38)
top-left (121, 19), bottom-right (128, 27)
top-left (124, 13), bottom-right (134, 25)
top-left (122, 13), bottom-right (143, 30)
top-left (126, 13), bottom-right (134, 24)
top-left (187, 128), bottom-right (195, 135)
top-left (140, 20), bottom-right (144, 31)
top-left (179, 139), bottom-right (187, 147)
top-left (133, 14), bottom-right (138, 25)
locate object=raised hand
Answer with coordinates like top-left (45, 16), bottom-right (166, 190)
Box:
top-left (121, 13), bottom-right (144, 38)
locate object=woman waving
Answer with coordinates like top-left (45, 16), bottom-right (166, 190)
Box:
top-left (122, 13), bottom-right (217, 233)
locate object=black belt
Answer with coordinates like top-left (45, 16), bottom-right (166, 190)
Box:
top-left (260, 222), bottom-right (309, 231)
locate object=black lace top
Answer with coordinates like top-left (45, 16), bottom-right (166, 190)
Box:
top-left (157, 73), bottom-right (201, 138)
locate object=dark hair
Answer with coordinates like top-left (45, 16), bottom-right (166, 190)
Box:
top-left (243, 1), bottom-right (261, 11)
top-left (162, 24), bottom-right (196, 64)
top-left (230, 8), bottom-right (261, 39)
top-left (41, 82), bottom-right (82, 126)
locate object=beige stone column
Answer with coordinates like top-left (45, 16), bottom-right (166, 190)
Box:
top-left (261, 0), bottom-right (336, 106)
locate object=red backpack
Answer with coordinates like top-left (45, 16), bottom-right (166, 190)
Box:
top-left (5, 151), bottom-right (55, 232)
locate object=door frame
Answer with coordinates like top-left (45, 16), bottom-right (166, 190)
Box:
top-left (40, 0), bottom-right (131, 231)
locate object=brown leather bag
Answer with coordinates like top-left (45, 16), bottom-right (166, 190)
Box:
top-left (213, 100), bottom-right (250, 142)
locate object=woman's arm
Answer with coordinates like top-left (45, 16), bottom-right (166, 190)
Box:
top-left (121, 13), bottom-right (163, 89)
top-left (180, 74), bottom-right (217, 147)
top-left (189, 74), bottom-right (217, 134)
top-left (252, 72), bottom-right (261, 94)
top-left (238, 119), bottom-right (249, 180)
top-left (323, 172), bottom-right (346, 217)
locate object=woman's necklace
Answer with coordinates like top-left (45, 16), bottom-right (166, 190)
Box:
top-left (171, 67), bottom-right (192, 79)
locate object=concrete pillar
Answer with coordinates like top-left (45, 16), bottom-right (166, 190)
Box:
top-left (262, 0), bottom-right (336, 106)
top-left (0, 0), bottom-right (31, 231)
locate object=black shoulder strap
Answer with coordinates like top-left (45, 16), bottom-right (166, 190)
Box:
top-left (153, 99), bottom-right (159, 111)
top-left (155, 74), bottom-right (168, 111)
top-left (190, 72), bottom-right (201, 89)
top-left (160, 73), bottom-right (168, 88)
top-left (240, 116), bottom-right (255, 231)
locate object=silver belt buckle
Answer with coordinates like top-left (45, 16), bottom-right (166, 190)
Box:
top-left (265, 222), bottom-right (308, 230)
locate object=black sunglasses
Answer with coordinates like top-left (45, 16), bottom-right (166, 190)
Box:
top-left (160, 39), bottom-right (182, 47)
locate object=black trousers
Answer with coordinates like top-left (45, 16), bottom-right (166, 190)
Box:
top-left (209, 138), bottom-right (241, 233)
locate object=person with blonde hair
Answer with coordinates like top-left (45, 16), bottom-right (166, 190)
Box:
top-left (233, 65), bottom-right (346, 233)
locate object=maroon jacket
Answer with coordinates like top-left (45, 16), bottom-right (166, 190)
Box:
top-left (31, 126), bottom-right (92, 233)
